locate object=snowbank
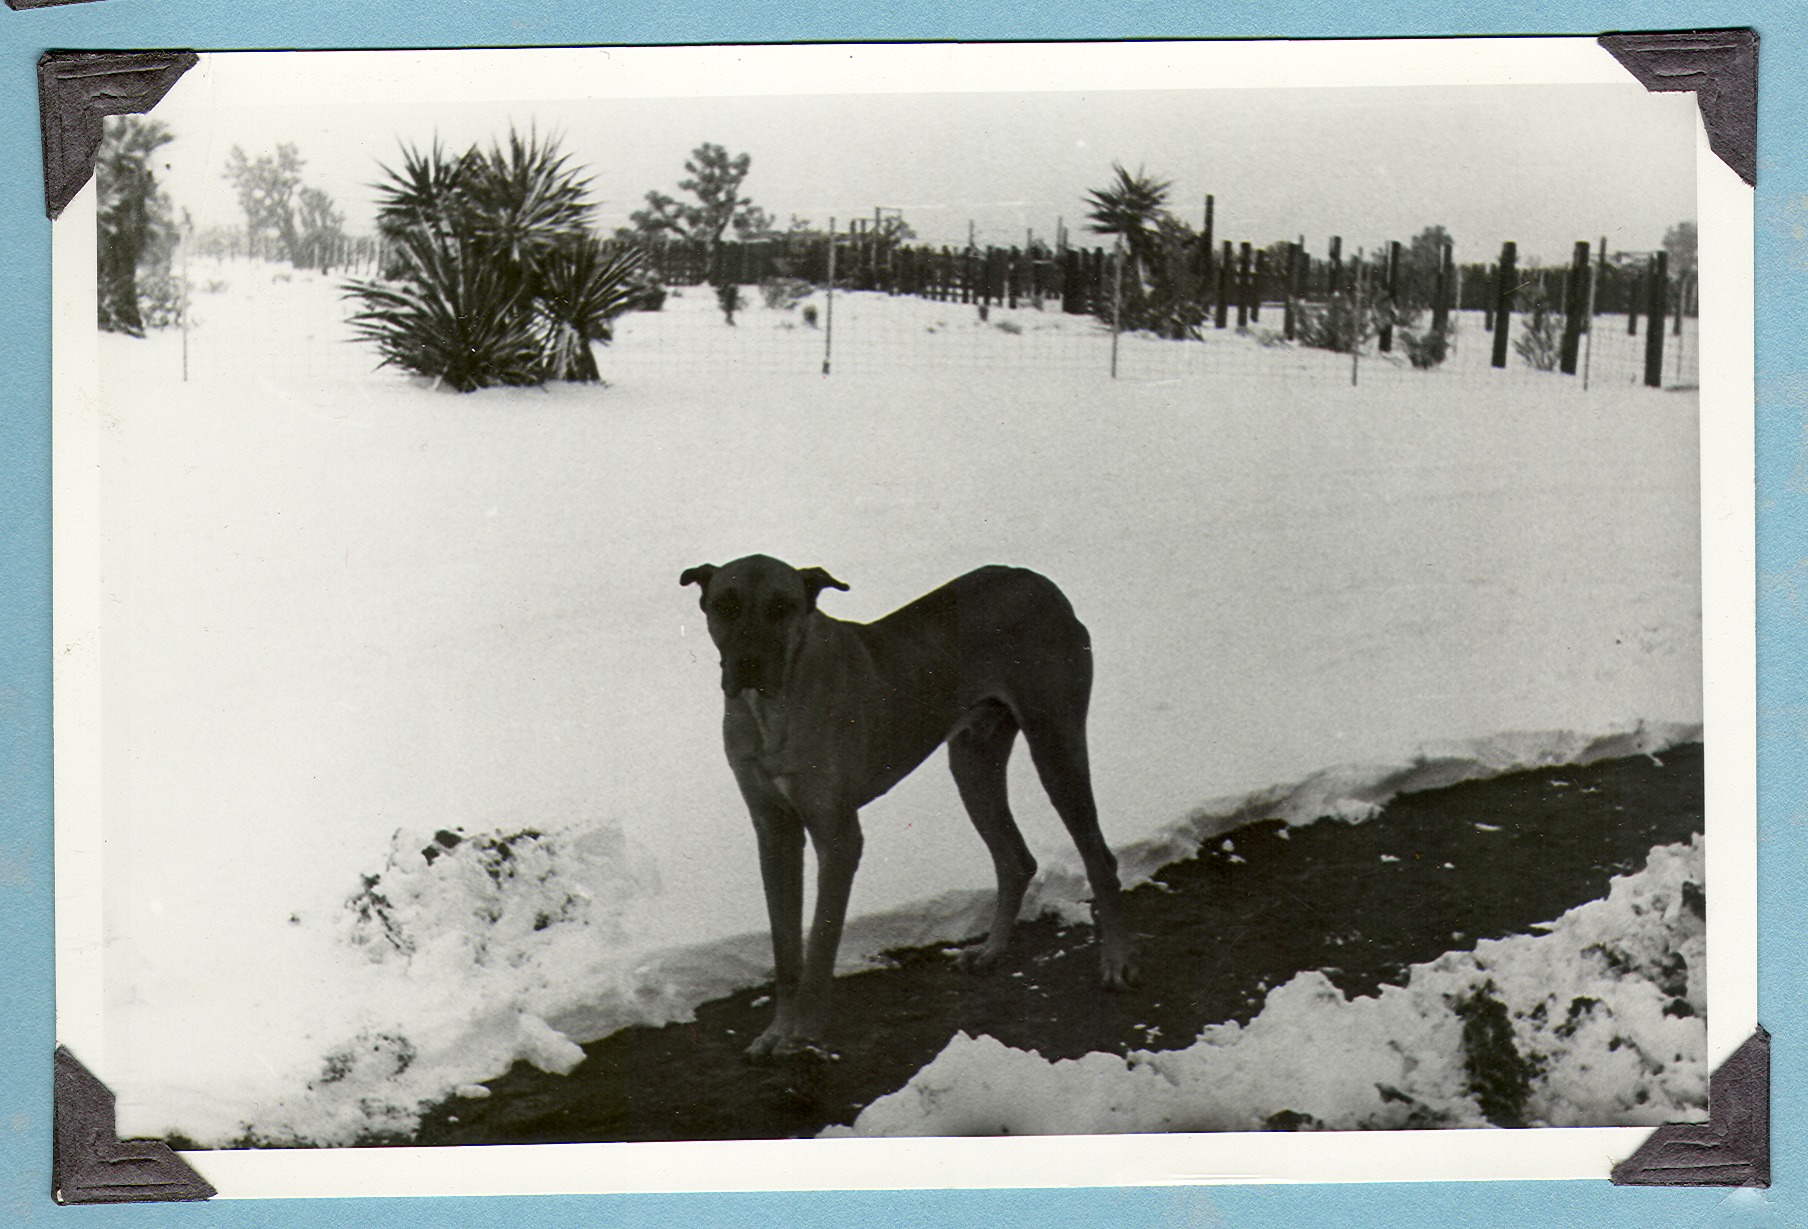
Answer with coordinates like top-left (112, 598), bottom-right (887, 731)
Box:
top-left (155, 724), bottom-right (1699, 1147)
top-left (827, 834), bottom-right (1707, 1136)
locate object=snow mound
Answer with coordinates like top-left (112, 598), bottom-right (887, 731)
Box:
top-left (340, 825), bottom-right (633, 966)
top-left (191, 821), bottom-right (658, 1146)
top-left (827, 834), bottom-right (1706, 1137)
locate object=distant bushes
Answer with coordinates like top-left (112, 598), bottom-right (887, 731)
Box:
top-left (345, 129), bottom-right (648, 392)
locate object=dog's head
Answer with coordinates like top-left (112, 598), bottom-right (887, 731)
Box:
top-left (680, 555), bottom-right (849, 696)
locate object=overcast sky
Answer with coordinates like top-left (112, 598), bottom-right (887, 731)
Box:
top-left (139, 51), bottom-right (1699, 267)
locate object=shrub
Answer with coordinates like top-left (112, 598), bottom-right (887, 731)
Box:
top-left (627, 279), bottom-right (667, 312)
top-left (714, 280), bottom-right (744, 325)
top-left (345, 129), bottom-right (644, 390)
top-left (1400, 325), bottom-right (1452, 369)
top-left (1397, 311), bottom-right (1455, 369)
top-left (1093, 216), bottom-right (1210, 341)
top-left (1514, 284), bottom-right (1561, 372)
top-left (760, 276), bottom-right (813, 311)
top-left (1295, 293), bottom-right (1369, 354)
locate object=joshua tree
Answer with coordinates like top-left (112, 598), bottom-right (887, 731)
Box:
top-left (631, 142), bottom-right (766, 257)
top-left (224, 143), bottom-right (306, 262)
top-left (294, 186), bottom-right (347, 273)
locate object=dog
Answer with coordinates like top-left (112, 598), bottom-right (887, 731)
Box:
top-left (681, 554), bottom-right (1132, 1060)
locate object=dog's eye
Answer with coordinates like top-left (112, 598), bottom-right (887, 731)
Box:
top-left (766, 597), bottom-right (795, 621)
top-left (712, 594), bottom-right (742, 619)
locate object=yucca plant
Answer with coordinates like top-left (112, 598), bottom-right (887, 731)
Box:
top-left (461, 129), bottom-right (593, 277)
top-left (532, 236), bottom-right (647, 381)
top-left (1084, 163), bottom-right (1173, 292)
top-left (347, 128), bottom-right (638, 391)
top-left (371, 141), bottom-right (482, 245)
top-left (346, 228), bottom-right (544, 391)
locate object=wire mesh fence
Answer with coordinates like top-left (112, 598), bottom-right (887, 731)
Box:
top-left (143, 243), bottom-right (1700, 395)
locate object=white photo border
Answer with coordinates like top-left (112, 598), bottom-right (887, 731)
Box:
top-left (51, 37), bottom-right (1756, 1197)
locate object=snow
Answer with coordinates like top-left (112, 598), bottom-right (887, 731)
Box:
top-left (826, 835), bottom-right (1707, 1136)
top-left (86, 259), bottom-right (1702, 1145)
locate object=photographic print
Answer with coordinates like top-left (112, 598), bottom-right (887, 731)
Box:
top-left (52, 40), bottom-right (1755, 1195)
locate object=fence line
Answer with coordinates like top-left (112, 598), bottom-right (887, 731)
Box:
top-left (147, 224), bottom-right (1701, 392)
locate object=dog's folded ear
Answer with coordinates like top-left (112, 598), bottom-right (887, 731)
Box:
top-left (798, 567), bottom-right (850, 608)
top-left (679, 564), bottom-right (718, 589)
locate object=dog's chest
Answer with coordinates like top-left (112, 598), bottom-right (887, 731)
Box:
top-left (737, 691), bottom-right (805, 799)
top-left (741, 690), bottom-right (786, 754)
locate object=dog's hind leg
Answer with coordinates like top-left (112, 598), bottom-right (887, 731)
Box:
top-left (1020, 712), bottom-right (1135, 989)
top-left (948, 700), bottom-right (1038, 973)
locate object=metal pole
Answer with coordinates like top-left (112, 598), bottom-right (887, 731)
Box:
top-left (822, 218), bottom-right (836, 376)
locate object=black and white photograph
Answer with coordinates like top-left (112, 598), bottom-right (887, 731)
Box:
top-left (53, 39), bottom-right (1755, 1193)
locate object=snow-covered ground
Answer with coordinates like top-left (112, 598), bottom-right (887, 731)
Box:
top-left (86, 259), bottom-right (1702, 1145)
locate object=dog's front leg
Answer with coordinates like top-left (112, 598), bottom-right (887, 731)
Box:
top-left (745, 802), bottom-right (806, 1061)
top-left (789, 807), bottom-right (864, 1056)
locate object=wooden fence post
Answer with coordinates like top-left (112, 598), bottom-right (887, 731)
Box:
top-left (1432, 240), bottom-right (1453, 335)
top-left (1628, 268), bottom-right (1640, 334)
top-left (1644, 250), bottom-right (1668, 387)
top-left (1202, 194), bottom-right (1215, 302)
top-left (1560, 240), bottom-right (1590, 375)
top-left (1491, 241), bottom-right (1516, 369)
top-left (1237, 242), bottom-right (1252, 329)
top-left (1216, 241), bottom-right (1232, 329)
top-left (1328, 236), bottom-right (1342, 295)
top-left (1379, 240), bottom-right (1401, 352)
top-left (1062, 248), bottom-right (1082, 314)
top-left (1283, 241), bottom-right (1301, 341)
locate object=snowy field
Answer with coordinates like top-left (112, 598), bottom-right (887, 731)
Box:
top-left (87, 259), bottom-right (1702, 1145)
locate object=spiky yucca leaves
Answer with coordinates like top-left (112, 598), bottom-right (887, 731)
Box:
top-left (462, 129), bottom-right (594, 277)
top-left (532, 237), bottom-right (647, 382)
top-left (345, 228), bottom-right (544, 392)
top-left (1084, 163), bottom-right (1173, 290)
top-left (349, 128), bottom-right (636, 390)
top-left (372, 141), bottom-right (480, 241)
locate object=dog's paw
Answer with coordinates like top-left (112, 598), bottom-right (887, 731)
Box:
top-left (954, 944), bottom-right (1007, 975)
top-left (744, 1025), bottom-right (789, 1064)
top-left (775, 1038), bottom-right (839, 1063)
top-left (1099, 950), bottom-right (1138, 991)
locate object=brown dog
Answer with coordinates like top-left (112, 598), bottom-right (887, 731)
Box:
top-left (681, 555), bottom-right (1131, 1060)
